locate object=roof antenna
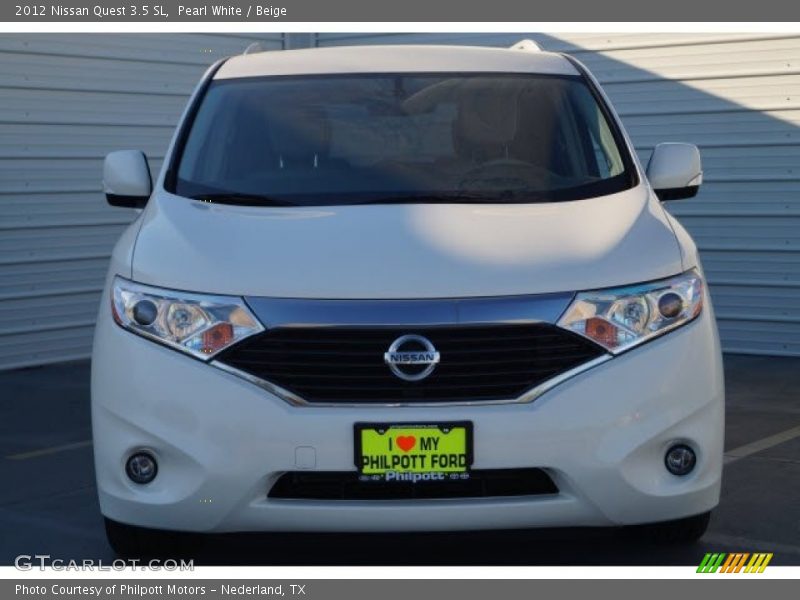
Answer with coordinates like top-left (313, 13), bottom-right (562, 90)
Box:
top-left (510, 39), bottom-right (542, 52)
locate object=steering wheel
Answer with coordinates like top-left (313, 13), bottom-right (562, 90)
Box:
top-left (458, 159), bottom-right (559, 191)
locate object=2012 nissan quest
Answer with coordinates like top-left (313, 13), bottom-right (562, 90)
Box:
top-left (94, 42), bottom-right (724, 556)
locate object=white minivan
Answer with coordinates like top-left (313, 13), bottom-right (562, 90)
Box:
top-left (93, 43), bottom-right (724, 556)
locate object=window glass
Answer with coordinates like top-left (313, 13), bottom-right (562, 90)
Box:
top-left (176, 73), bottom-right (634, 205)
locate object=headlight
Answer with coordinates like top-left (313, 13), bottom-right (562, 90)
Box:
top-left (111, 276), bottom-right (264, 360)
top-left (558, 270), bottom-right (704, 353)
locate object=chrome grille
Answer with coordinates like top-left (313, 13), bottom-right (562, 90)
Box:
top-left (216, 324), bottom-right (606, 404)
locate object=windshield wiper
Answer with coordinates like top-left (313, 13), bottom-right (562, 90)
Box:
top-left (355, 191), bottom-right (548, 205)
top-left (189, 191), bottom-right (552, 207)
top-left (189, 193), bottom-right (297, 207)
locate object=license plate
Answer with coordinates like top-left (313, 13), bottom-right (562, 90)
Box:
top-left (354, 422), bottom-right (473, 481)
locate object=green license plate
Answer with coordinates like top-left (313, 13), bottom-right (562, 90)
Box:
top-left (354, 422), bottom-right (473, 481)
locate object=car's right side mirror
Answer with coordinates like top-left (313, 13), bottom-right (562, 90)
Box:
top-left (103, 150), bottom-right (152, 208)
top-left (646, 143), bottom-right (702, 201)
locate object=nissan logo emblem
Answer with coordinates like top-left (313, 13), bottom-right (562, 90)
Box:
top-left (383, 334), bottom-right (440, 382)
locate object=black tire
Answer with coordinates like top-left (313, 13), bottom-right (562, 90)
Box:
top-left (623, 511), bottom-right (712, 544)
top-left (104, 517), bottom-right (201, 559)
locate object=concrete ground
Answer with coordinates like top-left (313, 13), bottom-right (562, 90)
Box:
top-left (1, 354), bottom-right (799, 566)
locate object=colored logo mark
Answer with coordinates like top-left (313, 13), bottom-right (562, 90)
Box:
top-left (697, 552), bottom-right (773, 573)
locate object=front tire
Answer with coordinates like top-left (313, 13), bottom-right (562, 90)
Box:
top-left (624, 511), bottom-right (712, 544)
top-left (104, 517), bottom-right (201, 559)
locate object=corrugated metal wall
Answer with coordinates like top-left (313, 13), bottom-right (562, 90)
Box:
top-left (0, 34), bottom-right (284, 370)
top-left (317, 33), bottom-right (800, 356)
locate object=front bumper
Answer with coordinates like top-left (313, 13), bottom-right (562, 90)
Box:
top-left (91, 292), bottom-right (724, 533)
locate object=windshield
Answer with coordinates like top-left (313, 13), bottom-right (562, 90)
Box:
top-left (174, 73), bottom-right (635, 206)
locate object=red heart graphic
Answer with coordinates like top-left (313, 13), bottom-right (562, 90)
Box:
top-left (396, 435), bottom-right (416, 452)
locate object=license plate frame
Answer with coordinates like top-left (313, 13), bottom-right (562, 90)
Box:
top-left (354, 421), bottom-right (473, 479)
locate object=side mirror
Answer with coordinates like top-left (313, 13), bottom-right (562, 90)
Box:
top-left (646, 143), bottom-right (702, 201)
top-left (103, 150), bottom-right (152, 208)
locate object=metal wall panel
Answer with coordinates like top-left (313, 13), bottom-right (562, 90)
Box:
top-left (0, 33), bottom-right (284, 370)
top-left (316, 32), bottom-right (800, 356)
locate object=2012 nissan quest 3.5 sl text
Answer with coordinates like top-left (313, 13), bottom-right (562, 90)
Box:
top-left (93, 42), bottom-right (724, 556)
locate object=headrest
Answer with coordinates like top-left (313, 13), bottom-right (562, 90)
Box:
top-left (452, 84), bottom-right (521, 160)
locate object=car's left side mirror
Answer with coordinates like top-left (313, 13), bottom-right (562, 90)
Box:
top-left (103, 150), bottom-right (152, 208)
top-left (646, 143), bottom-right (702, 201)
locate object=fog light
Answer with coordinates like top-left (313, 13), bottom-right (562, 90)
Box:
top-left (665, 444), bottom-right (696, 476)
top-left (125, 452), bottom-right (158, 484)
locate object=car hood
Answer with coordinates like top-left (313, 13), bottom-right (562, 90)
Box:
top-left (132, 186), bottom-right (683, 298)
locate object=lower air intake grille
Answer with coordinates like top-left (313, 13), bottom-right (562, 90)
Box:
top-left (268, 469), bottom-right (558, 500)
